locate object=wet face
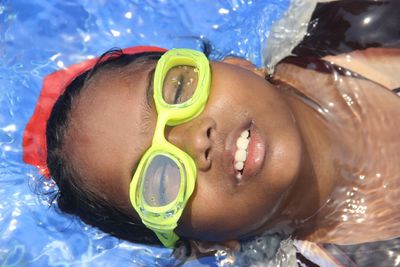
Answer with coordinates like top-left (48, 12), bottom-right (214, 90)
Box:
top-left (65, 57), bottom-right (303, 243)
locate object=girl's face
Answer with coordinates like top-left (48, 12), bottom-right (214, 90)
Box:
top-left (66, 58), bottom-right (303, 242)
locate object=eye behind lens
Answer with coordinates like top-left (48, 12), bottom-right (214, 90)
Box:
top-left (142, 155), bottom-right (182, 207)
top-left (162, 65), bottom-right (199, 104)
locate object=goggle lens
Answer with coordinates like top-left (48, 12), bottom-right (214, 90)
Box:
top-left (142, 155), bottom-right (182, 207)
top-left (162, 65), bottom-right (199, 104)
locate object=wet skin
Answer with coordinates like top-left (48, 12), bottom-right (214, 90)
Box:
top-left (64, 58), bottom-right (309, 243)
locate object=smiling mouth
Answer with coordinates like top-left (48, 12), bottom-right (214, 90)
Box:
top-left (223, 120), bottom-right (266, 184)
top-left (231, 121), bottom-right (266, 183)
top-left (234, 128), bottom-right (250, 180)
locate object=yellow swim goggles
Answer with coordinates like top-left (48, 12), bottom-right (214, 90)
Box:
top-left (129, 49), bottom-right (211, 247)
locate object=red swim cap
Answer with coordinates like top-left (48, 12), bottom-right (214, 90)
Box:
top-left (22, 45), bottom-right (167, 178)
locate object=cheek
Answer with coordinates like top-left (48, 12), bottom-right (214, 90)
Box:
top-left (178, 174), bottom-right (281, 241)
top-left (208, 76), bottom-right (276, 123)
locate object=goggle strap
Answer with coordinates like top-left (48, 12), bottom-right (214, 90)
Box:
top-left (155, 230), bottom-right (180, 248)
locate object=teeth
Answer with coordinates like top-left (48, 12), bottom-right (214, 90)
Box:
top-left (234, 161), bottom-right (244, 171)
top-left (236, 136), bottom-right (250, 149)
top-left (240, 130), bottom-right (250, 138)
top-left (234, 129), bottom-right (250, 175)
top-left (235, 149), bottom-right (247, 162)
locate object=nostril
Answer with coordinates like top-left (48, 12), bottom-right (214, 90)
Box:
top-left (206, 127), bottom-right (212, 138)
top-left (205, 148), bottom-right (211, 160)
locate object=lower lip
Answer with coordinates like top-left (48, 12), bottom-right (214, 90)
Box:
top-left (242, 123), bottom-right (266, 178)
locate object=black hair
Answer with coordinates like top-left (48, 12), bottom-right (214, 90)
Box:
top-left (46, 49), bottom-right (165, 245)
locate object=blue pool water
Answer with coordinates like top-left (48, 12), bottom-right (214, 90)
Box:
top-left (0, 1), bottom-right (290, 266)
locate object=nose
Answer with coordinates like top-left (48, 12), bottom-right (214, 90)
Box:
top-left (166, 117), bottom-right (216, 171)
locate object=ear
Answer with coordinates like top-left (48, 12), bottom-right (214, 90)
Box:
top-left (222, 57), bottom-right (267, 78)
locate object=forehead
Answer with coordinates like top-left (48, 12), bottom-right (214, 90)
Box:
top-left (64, 61), bottom-right (157, 210)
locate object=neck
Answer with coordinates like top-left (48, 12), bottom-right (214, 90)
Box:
top-left (276, 89), bottom-right (339, 227)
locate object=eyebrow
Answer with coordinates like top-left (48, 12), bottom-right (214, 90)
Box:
top-left (138, 67), bottom-right (156, 137)
top-left (131, 68), bottom-right (156, 179)
top-left (145, 68), bottom-right (156, 110)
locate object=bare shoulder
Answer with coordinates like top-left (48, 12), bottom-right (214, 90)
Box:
top-left (323, 48), bottom-right (400, 91)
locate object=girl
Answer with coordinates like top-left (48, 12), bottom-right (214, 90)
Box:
top-left (23, 0), bottom-right (400, 262)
